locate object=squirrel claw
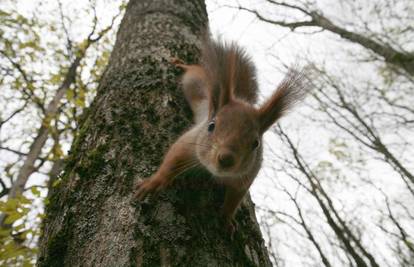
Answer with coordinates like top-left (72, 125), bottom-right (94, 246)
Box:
top-left (220, 210), bottom-right (238, 239)
top-left (170, 57), bottom-right (185, 65)
top-left (134, 177), bottom-right (167, 201)
top-left (224, 218), bottom-right (238, 240)
top-left (170, 57), bottom-right (188, 70)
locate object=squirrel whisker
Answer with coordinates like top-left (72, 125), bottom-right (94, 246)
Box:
top-left (177, 141), bottom-right (211, 149)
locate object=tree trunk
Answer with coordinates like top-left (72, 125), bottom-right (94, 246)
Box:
top-left (38, 0), bottom-right (271, 266)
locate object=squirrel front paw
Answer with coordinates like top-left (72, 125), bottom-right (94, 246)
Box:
top-left (134, 176), bottom-right (169, 201)
top-left (220, 210), bottom-right (239, 239)
top-left (170, 57), bottom-right (190, 71)
top-left (170, 57), bottom-right (185, 66)
top-left (224, 217), bottom-right (238, 239)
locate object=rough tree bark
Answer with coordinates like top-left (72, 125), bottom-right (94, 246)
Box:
top-left (38, 0), bottom-right (271, 266)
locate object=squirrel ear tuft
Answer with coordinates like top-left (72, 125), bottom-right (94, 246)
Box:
top-left (257, 67), bottom-right (311, 132)
top-left (210, 49), bottom-right (237, 115)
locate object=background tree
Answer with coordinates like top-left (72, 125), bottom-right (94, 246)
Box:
top-left (38, 0), bottom-right (271, 266)
top-left (0, 0), bottom-right (123, 264)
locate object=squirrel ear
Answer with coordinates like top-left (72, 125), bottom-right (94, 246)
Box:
top-left (203, 40), bottom-right (237, 118)
top-left (257, 68), bottom-right (309, 132)
top-left (207, 52), bottom-right (236, 118)
top-left (208, 82), bottom-right (233, 118)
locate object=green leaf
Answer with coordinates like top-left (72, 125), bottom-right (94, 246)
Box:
top-left (18, 40), bottom-right (38, 50)
top-left (75, 98), bottom-right (85, 108)
top-left (52, 143), bottom-right (64, 159)
top-left (18, 195), bottom-right (32, 205)
top-left (14, 223), bottom-right (26, 232)
top-left (52, 179), bottom-right (62, 187)
top-left (31, 186), bottom-right (41, 197)
top-left (4, 212), bottom-right (23, 225)
top-left (0, 228), bottom-right (11, 237)
top-left (50, 73), bottom-right (63, 85)
top-left (66, 89), bottom-right (75, 101)
top-left (0, 199), bottom-right (18, 212)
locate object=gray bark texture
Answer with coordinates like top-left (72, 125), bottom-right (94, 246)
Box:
top-left (38, 0), bottom-right (272, 266)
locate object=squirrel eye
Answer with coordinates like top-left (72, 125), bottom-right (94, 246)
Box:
top-left (252, 139), bottom-right (260, 150)
top-left (207, 121), bottom-right (215, 133)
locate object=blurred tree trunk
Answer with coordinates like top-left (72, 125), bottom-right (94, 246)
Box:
top-left (38, 0), bottom-right (271, 266)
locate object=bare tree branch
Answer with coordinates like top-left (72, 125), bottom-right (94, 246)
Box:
top-left (230, 1), bottom-right (414, 75)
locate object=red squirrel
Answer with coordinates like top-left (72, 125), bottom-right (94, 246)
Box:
top-left (135, 36), bottom-right (309, 231)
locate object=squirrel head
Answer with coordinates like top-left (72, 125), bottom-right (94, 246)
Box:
top-left (196, 100), bottom-right (262, 178)
top-left (196, 67), bottom-right (308, 178)
top-left (195, 39), bottom-right (309, 178)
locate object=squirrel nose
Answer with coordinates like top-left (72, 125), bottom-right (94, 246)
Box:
top-left (218, 152), bottom-right (235, 169)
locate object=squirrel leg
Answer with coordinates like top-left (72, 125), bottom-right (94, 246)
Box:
top-left (134, 131), bottom-right (196, 201)
top-left (221, 187), bottom-right (247, 236)
top-left (171, 58), bottom-right (209, 124)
